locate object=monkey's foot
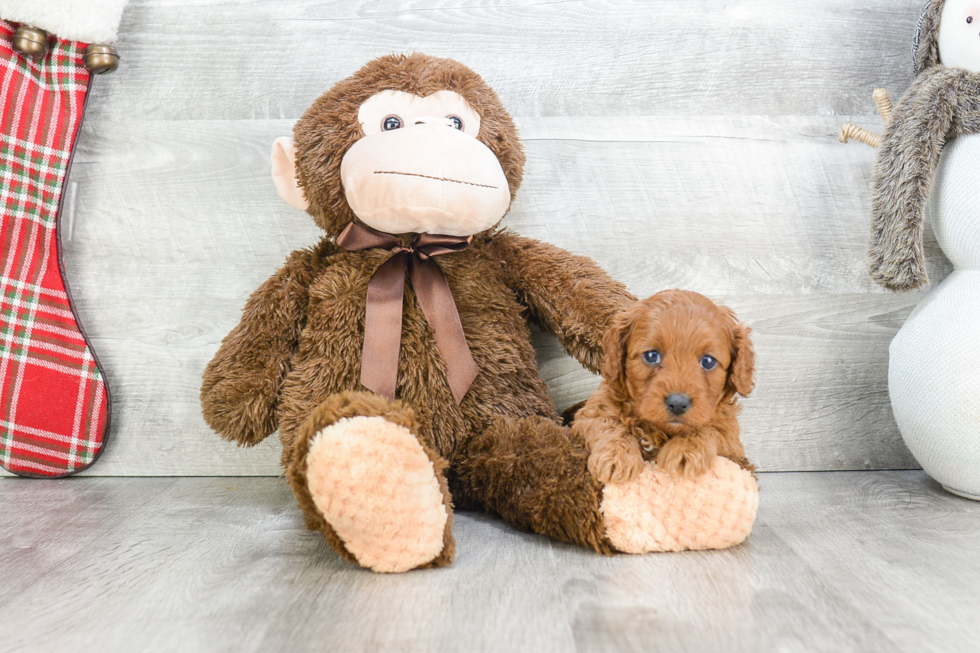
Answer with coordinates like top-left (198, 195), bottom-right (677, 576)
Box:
top-left (601, 456), bottom-right (758, 553)
top-left (302, 414), bottom-right (451, 573)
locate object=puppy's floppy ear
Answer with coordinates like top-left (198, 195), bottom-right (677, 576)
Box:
top-left (601, 303), bottom-right (642, 400)
top-left (725, 320), bottom-right (755, 399)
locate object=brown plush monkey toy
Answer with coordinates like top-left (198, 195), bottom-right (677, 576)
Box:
top-left (201, 54), bottom-right (758, 573)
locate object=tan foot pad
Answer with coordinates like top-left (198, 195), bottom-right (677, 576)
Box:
top-left (601, 457), bottom-right (759, 553)
top-left (305, 416), bottom-right (448, 573)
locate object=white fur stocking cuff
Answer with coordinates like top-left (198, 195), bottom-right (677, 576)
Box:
top-left (0, 0), bottom-right (129, 43)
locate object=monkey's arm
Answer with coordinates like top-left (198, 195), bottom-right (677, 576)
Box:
top-left (869, 68), bottom-right (962, 292)
top-left (200, 243), bottom-right (331, 446)
top-left (491, 231), bottom-right (636, 373)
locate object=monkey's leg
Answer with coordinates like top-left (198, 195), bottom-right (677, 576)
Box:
top-left (287, 391), bottom-right (454, 573)
top-left (601, 456), bottom-right (759, 553)
top-left (453, 415), bottom-right (614, 553)
top-left (454, 415), bottom-right (758, 553)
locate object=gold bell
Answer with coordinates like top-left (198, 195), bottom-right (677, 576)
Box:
top-left (13, 26), bottom-right (49, 59)
top-left (84, 43), bottom-right (120, 74)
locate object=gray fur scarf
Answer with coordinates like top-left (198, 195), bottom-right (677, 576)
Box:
top-left (870, 67), bottom-right (980, 291)
top-left (870, 0), bottom-right (980, 291)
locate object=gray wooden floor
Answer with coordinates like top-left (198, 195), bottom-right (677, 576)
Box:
top-left (1, 472), bottom-right (978, 653)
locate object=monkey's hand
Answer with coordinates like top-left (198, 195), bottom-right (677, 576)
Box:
top-left (200, 374), bottom-right (280, 447)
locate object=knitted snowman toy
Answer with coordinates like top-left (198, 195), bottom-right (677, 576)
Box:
top-left (842, 0), bottom-right (980, 499)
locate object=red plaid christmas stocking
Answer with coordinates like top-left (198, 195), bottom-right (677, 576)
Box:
top-left (0, 20), bottom-right (110, 477)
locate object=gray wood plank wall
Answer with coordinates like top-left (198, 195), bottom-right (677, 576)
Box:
top-left (14, 0), bottom-right (939, 475)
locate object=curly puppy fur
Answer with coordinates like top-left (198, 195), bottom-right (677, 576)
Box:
top-left (573, 290), bottom-right (755, 483)
top-left (200, 54), bottom-right (636, 567)
top-left (870, 0), bottom-right (980, 291)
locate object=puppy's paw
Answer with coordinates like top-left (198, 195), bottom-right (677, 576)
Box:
top-left (656, 437), bottom-right (716, 479)
top-left (588, 438), bottom-right (645, 484)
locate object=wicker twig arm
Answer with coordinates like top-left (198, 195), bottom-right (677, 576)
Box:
top-left (873, 88), bottom-right (893, 125)
top-left (839, 123), bottom-right (882, 148)
top-left (838, 88), bottom-right (893, 149)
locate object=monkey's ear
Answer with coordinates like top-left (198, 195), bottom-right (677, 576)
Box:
top-left (271, 137), bottom-right (309, 211)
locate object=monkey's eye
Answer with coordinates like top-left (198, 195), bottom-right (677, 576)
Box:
top-left (969, 15), bottom-right (974, 24)
top-left (448, 115), bottom-right (464, 130)
top-left (700, 355), bottom-right (718, 371)
top-left (642, 350), bottom-right (662, 366)
top-left (382, 115), bottom-right (403, 131)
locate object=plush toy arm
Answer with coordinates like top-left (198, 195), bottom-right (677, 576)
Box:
top-left (869, 68), bottom-right (958, 292)
top-left (491, 231), bottom-right (636, 373)
top-left (201, 246), bottom-right (326, 446)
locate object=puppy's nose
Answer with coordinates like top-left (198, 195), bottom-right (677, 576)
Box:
top-left (665, 393), bottom-right (692, 416)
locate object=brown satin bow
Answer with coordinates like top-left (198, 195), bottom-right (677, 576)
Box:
top-left (337, 221), bottom-right (479, 404)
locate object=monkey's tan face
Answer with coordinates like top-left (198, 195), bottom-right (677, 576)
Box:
top-left (339, 90), bottom-right (511, 237)
top-left (939, 0), bottom-right (980, 73)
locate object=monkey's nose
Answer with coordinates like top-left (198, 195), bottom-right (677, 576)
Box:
top-left (665, 393), bottom-right (692, 416)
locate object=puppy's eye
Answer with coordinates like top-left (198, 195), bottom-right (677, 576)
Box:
top-left (642, 350), bottom-right (662, 366)
top-left (382, 115), bottom-right (403, 131)
top-left (968, 16), bottom-right (974, 24)
top-left (700, 355), bottom-right (718, 371)
top-left (448, 115), bottom-right (464, 130)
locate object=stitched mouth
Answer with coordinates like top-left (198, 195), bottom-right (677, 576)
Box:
top-left (373, 170), bottom-right (499, 190)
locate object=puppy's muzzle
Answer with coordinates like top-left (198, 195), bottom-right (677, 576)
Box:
top-left (665, 393), bottom-right (692, 416)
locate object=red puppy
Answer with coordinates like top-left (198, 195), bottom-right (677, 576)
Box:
top-left (573, 290), bottom-right (755, 482)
